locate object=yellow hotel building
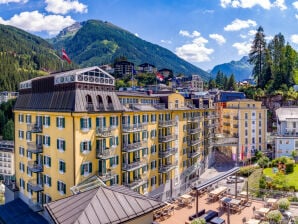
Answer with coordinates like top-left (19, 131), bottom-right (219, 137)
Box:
top-left (14, 66), bottom-right (218, 208)
top-left (221, 99), bottom-right (267, 160)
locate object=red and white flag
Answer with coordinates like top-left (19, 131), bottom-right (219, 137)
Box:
top-left (156, 72), bottom-right (164, 81)
top-left (62, 49), bottom-right (71, 64)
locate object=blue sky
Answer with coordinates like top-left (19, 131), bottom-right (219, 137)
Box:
top-left (0, 0), bottom-right (297, 70)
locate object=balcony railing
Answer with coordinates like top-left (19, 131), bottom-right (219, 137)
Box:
top-left (27, 123), bottom-right (42, 133)
top-left (97, 147), bottom-right (116, 159)
top-left (28, 179), bottom-right (43, 192)
top-left (98, 169), bottom-right (117, 182)
top-left (158, 147), bottom-right (178, 158)
top-left (233, 116), bottom-right (239, 120)
top-left (187, 139), bottom-right (200, 146)
top-left (96, 126), bottom-right (115, 138)
top-left (187, 116), bottom-right (200, 122)
top-left (122, 141), bottom-right (147, 153)
top-left (158, 134), bottom-right (177, 143)
top-left (187, 150), bottom-right (201, 159)
top-left (158, 163), bottom-right (176, 173)
top-left (124, 173), bottom-right (148, 189)
top-left (158, 120), bottom-right (177, 127)
top-left (233, 124), bottom-right (238, 128)
top-left (27, 161), bottom-right (43, 173)
top-left (122, 158), bottom-right (147, 171)
top-left (183, 162), bottom-right (201, 176)
top-left (97, 103), bottom-right (105, 111)
top-left (27, 142), bottom-right (43, 154)
top-left (122, 123), bottom-right (147, 133)
top-left (223, 122), bottom-right (231, 126)
top-left (187, 127), bottom-right (201, 134)
top-left (223, 115), bottom-right (230, 119)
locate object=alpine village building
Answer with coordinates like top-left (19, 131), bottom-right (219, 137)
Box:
top-left (13, 66), bottom-right (266, 209)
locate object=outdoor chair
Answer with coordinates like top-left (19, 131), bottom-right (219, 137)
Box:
top-left (153, 211), bottom-right (161, 221)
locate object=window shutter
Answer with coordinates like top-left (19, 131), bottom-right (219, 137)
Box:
top-left (116, 117), bottom-right (118, 126)
top-left (48, 137), bottom-right (51, 146)
top-left (42, 136), bottom-right (45, 144)
top-left (103, 117), bottom-right (106, 127)
top-left (89, 163), bottom-right (92, 173)
top-left (63, 162), bottom-right (66, 172)
top-left (63, 140), bottom-right (65, 151)
top-left (103, 139), bottom-right (106, 149)
top-left (116, 156), bottom-right (119, 165)
top-left (80, 142), bottom-right (83, 152)
top-left (96, 117), bottom-right (99, 127)
top-left (109, 158), bottom-right (113, 167)
top-left (80, 118), bottom-right (83, 129)
top-left (49, 177), bottom-right (51, 186)
top-left (116, 175), bottom-right (119, 184)
top-left (49, 157), bottom-right (51, 167)
top-left (88, 141), bottom-right (91, 151)
top-left (56, 117), bottom-right (58, 127)
top-left (62, 118), bottom-right (65, 128)
top-left (109, 137), bottom-right (112, 147)
top-left (63, 183), bottom-right (66, 194)
top-left (57, 181), bottom-right (59, 191)
top-left (47, 117), bottom-right (50, 126)
top-left (110, 117), bottom-right (112, 126)
top-left (88, 118), bottom-right (91, 128)
top-left (81, 165), bottom-right (84, 175)
top-left (116, 137), bottom-right (119, 146)
top-left (122, 116), bottom-right (125, 125)
top-left (57, 139), bottom-right (59, 149)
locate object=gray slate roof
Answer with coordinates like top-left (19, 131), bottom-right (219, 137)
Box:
top-left (44, 185), bottom-right (165, 224)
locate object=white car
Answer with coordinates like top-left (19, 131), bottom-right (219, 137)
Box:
top-left (226, 176), bottom-right (245, 183)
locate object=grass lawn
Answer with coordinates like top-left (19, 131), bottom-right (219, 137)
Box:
top-left (263, 165), bottom-right (298, 190)
top-left (245, 168), bottom-right (263, 195)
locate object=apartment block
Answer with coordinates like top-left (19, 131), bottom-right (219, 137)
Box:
top-left (14, 66), bottom-right (218, 208)
top-left (0, 141), bottom-right (14, 182)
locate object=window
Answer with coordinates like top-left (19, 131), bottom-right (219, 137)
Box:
top-left (183, 148), bottom-right (187, 155)
top-left (44, 155), bottom-right (51, 167)
top-left (151, 129), bottom-right (156, 138)
top-left (245, 138), bottom-right (248, 144)
top-left (252, 121), bottom-right (255, 125)
top-left (183, 125), bottom-right (187, 132)
top-left (175, 100), bottom-right (179, 108)
top-left (96, 117), bottom-right (106, 128)
top-left (245, 130), bottom-right (248, 136)
top-left (110, 156), bottom-right (119, 167)
top-left (259, 129), bottom-right (262, 135)
top-left (252, 137), bottom-right (255, 144)
top-left (57, 139), bottom-right (66, 151)
top-left (26, 114), bottom-right (31, 124)
top-left (259, 113), bottom-right (262, 119)
top-left (81, 162), bottom-right (92, 176)
top-left (56, 117), bottom-right (65, 128)
top-left (27, 167), bottom-right (32, 177)
top-left (44, 194), bottom-right (52, 203)
top-left (80, 117), bottom-right (91, 131)
top-left (110, 116), bottom-right (119, 127)
top-left (252, 112), bottom-right (255, 117)
top-left (19, 178), bottom-right (25, 189)
top-left (245, 113), bottom-right (248, 119)
top-left (151, 176), bottom-right (156, 186)
top-left (151, 160), bottom-right (156, 170)
top-left (142, 148), bottom-right (148, 157)
top-left (59, 160), bottom-right (66, 173)
top-left (151, 145), bottom-right (156, 154)
top-left (142, 114), bottom-right (149, 123)
top-left (183, 160), bottom-right (187, 167)
top-left (57, 180), bottom-right (66, 194)
top-left (109, 136), bottom-right (119, 148)
top-left (142, 131), bottom-right (148, 140)
top-left (259, 137), bottom-right (262, 143)
top-left (18, 130), bottom-right (24, 139)
top-left (19, 147), bottom-right (24, 156)
top-left (80, 141), bottom-right (91, 153)
top-left (26, 150), bottom-right (32, 160)
top-left (18, 114), bottom-right (24, 123)
top-left (43, 135), bottom-right (51, 147)
top-left (151, 114), bottom-right (156, 123)
top-left (19, 162), bottom-right (25, 172)
top-left (245, 121), bottom-right (248, 128)
top-left (26, 131), bottom-right (32, 141)
top-left (259, 121), bottom-right (262, 127)
top-left (43, 116), bottom-right (51, 126)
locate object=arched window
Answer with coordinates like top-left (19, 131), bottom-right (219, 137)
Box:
top-left (97, 95), bottom-right (104, 111)
top-left (106, 95), bottom-right (114, 111)
top-left (86, 95), bottom-right (94, 111)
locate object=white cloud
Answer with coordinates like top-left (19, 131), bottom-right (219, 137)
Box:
top-left (232, 41), bottom-right (251, 55)
top-left (45, 0), bottom-right (87, 14)
top-left (161, 39), bottom-right (172, 44)
top-left (291, 34), bottom-right (298, 44)
top-left (179, 30), bottom-right (200, 38)
top-left (0, 0), bottom-right (27, 3)
top-left (296, 14), bottom-right (298, 19)
top-left (248, 29), bottom-right (257, 36)
top-left (220, 0), bottom-right (286, 10)
top-left (240, 34), bottom-right (247, 39)
top-left (0, 11), bottom-right (75, 35)
top-left (293, 1), bottom-right (298, 9)
top-left (209, 33), bottom-right (226, 45)
top-left (265, 35), bottom-right (273, 41)
top-left (224, 19), bottom-right (257, 31)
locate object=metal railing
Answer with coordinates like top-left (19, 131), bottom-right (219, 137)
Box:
top-left (28, 179), bottom-right (43, 192)
top-left (158, 163), bottom-right (176, 173)
top-left (122, 158), bottom-right (147, 171)
top-left (159, 134), bottom-right (177, 142)
top-left (27, 142), bottom-right (43, 154)
top-left (98, 169), bottom-right (117, 182)
top-left (187, 116), bottom-right (200, 122)
top-left (96, 126), bottom-right (116, 137)
top-left (158, 120), bottom-right (177, 127)
top-left (187, 139), bottom-right (200, 146)
top-left (187, 127), bottom-right (201, 134)
top-left (158, 147), bottom-right (178, 158)
top-left (187, 151), bottom-right (201, 159)
top-left (122, 141), bottom-right (147, 153)
top-left (27, 161), bottom-right (43, 172)
top-left (27, 123), bottom-right (42, 133)
top-left (122, 123), bottom-right (148, 132)
top-left (97, 147), bottom-right (116, 159)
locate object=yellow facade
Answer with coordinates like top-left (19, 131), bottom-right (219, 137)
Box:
top-left (14, 67), bottom-right (218, 206)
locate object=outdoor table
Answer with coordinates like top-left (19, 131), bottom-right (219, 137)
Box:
top-left (180, 194), bottom-right (192, 205)
top-left (240, 191), bottom-right (248, 197)
top-left (256, 207), bottom-right (270, 215)
top-left (209, 186), bottom-right (227, 196)
top-left (245, 218), bottom-right (260, 224)
top-left (229, 198), bottom-right (241, 206)
top-left (210, 217), bottom-right (225, 224)
top-left (220, 197), bottom-right (232, 204)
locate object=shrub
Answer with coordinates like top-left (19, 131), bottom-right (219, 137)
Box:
top-left (266, 210), bottom-right (282, 223)
top-left (285, 161), bottom-right (295, 174)
top-left (239, 165), bottom-right (258, 177)
top-left (191, 218), bottom-right (206, 224)
top-left (278, 198), bottom-right (290, 210)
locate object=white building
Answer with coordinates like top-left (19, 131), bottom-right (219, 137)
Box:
top-left (0, 141), bottom-right (14, 182)
top-left (275, 107), bottom-right (298, 158)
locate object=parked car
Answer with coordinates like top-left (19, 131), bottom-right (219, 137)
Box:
top-left (226, 176), bottom-right (244, 183)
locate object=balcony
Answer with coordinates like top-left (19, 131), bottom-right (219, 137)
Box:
top-left (223, 122), bottom-right (231, 126)
top-left (124, 173), bottom-right (148, 189)
top-left (187, 139), bottom-right (200, 146)
top-left (122, 141), bottom-right (147, 153)
top-left (183, 162), bottom-right (201, 177)
top-left (122, 123), bottom-right (147, 133)
top-left (233, 124), bottom-right (238, 128)
top-left (98, 169), bottom-right (117, 182)
top-left (28, 179), bottom-right (43, 192)
top-left (122, 158), bottom-right (147, 171)
top-left (96, 126), bottom-right (115, 138)
top-left (187, 116), bottom-right (200, 123)
top-left (187, 127), bottom-right (201, 134)
top-left (27, 161), bottom-right (43, 173)
top-left (188, 150), bottom-right (201, 159)
top-left (223, 115), bottom-right (230, 119)
top-left (27, 123), bottom-right (42, 133)
top-left (158, 120), bottom-right (177, 127)
top-left (97, 147), bottom-right (116, 159)
top-left (28, 197), bottom-right (43, 212)
top-left (158, 147), bottom-right (178, 158)
top-left (233, 116), bottom-right (239, 120)
top-left (158, 163), bottom-right (176, 173)
top-left (158, 134), bottom-right (177, 143)
top-left (27, 142), bottom-right (43, 154)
